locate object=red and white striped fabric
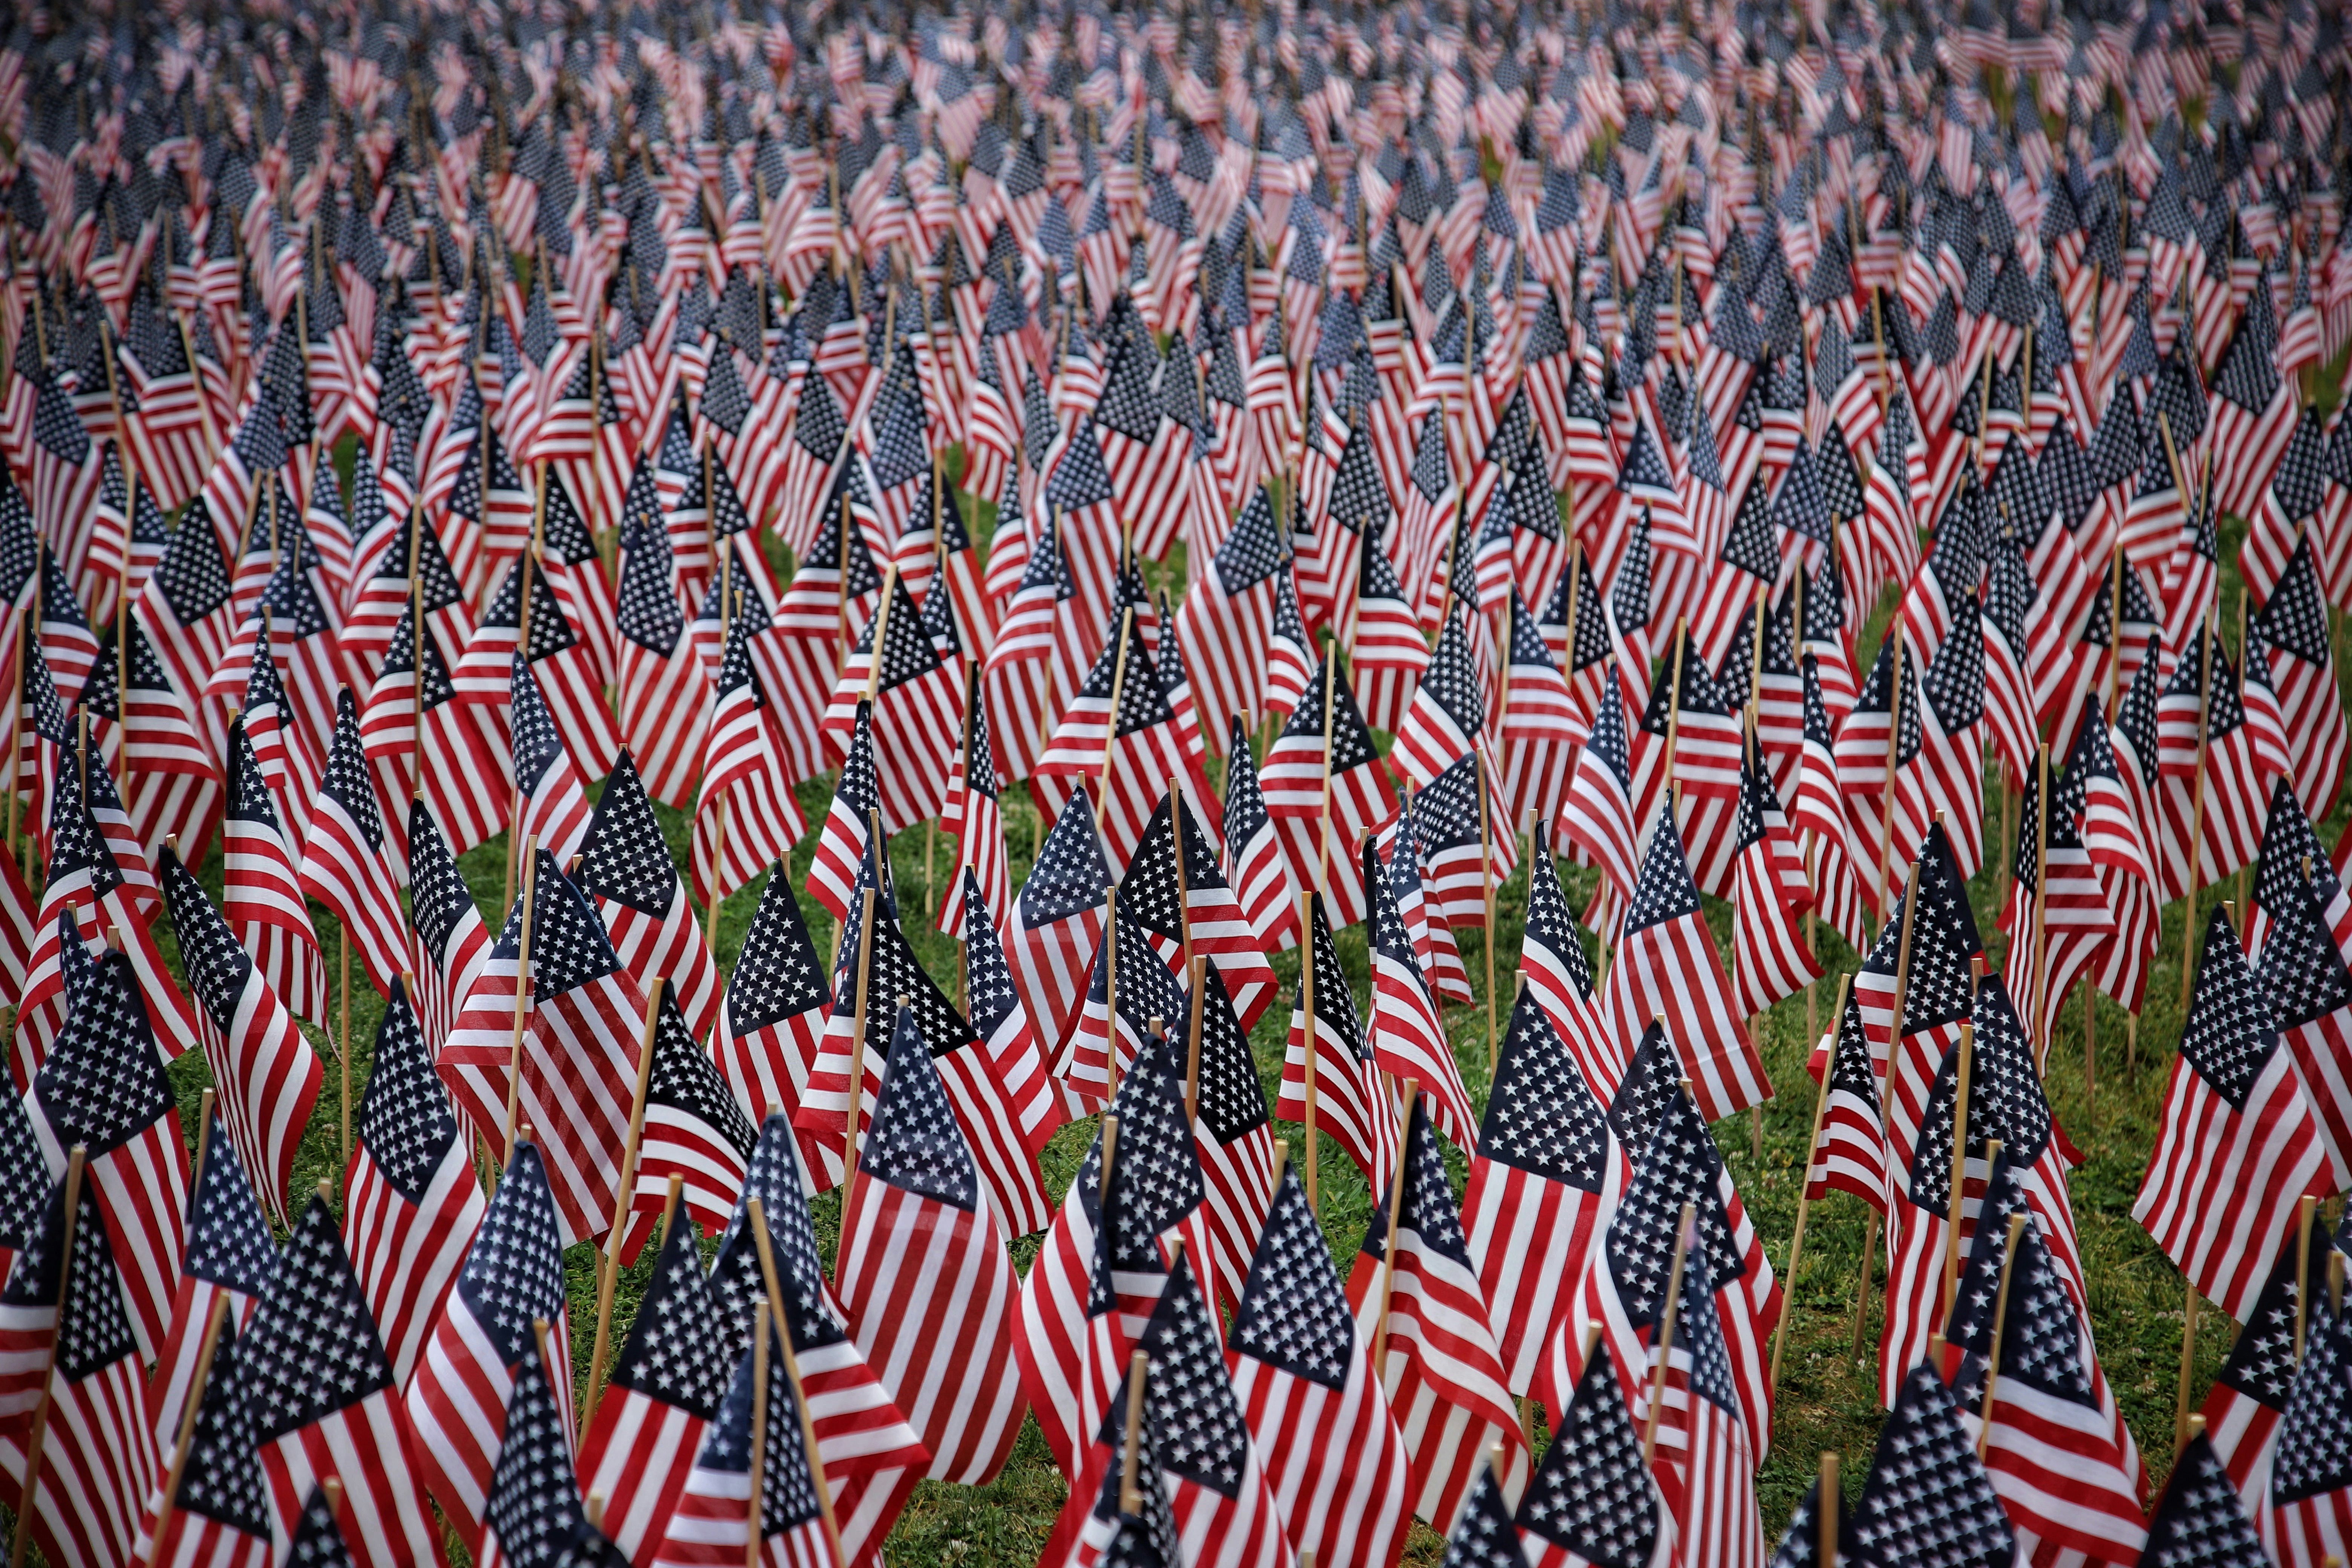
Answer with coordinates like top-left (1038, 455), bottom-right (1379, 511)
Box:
top-left (820, 571), bottom-right (962, 834)
top-left (1276, 896), bottom-right (1396, 1193)
top-left (1361, 840), bottom-right (1478, 1152)
top-left (142, 1109), bottom-right (274, 1460)
top-left (577, 1213), bottom-right (731, 1565)
top-left (1602, 803), bottom-right (1768, 1124)
top-left (1803, 985), bottom-right (1892, 1217)
top-left (1228, 1161), bottom-right (1410, 1568)
top-left (404, 1141), bottom-right (576, 1554)
top-left (1221, 718), bottom-right (1300, 954)
top-left (242, 1198), bottom-right (442, 1568)
top-left (296, 691), bottom-right (411, 1002)
top-left (935, 678), bottom-right (1011, 939)
top-left (713, 875), bottom-right (844, 1192)
top-left (808, 701), bottom-right (884, 923)
top-left (649, 1311), bottom-right (844, 1568)
top-left (1261, 654), bottom-right (1393, 929)
top-left (1003, 792), bottom-right (1113, 1064)
top-left (0, 1183), bottom-right (161, 1568)
top-left (1637, 1240), bottom-right (1765, 1568)
top-left (1344, 1095), bottom-right (1529, 1536)
top-left (506, 653), bottom-right (596, 870)
top-left (1462, 985), bottom-right (1628, 1395)
top-left (153, 848), bottom-right (324, 1225)
top-left (1558, 664), bottom-right (1640, 919)
top-left (835, 1007), bottom-right (1026, 1488)
top-left (218, 715), bottom-right (330, 1028)
top-left (1729, 740), bottom-right (1822, 1020)
top-left (343, 979), bottom-right (486, 1389)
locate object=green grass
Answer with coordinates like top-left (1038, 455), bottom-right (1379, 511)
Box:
top-left (98, 427), bottom-right (2345, 1566)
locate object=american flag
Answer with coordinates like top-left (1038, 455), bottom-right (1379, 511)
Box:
top-left (1804, 985), bottom-right (1891, 1218)
top-left (144, 1111), bottom-right (275, 1455)
top-left (478, 1341), bottom-right (611, 1568)
top-left (576, 751), bottom-right (725, 1044)
top-left (1390, 606), bottom-right (1496, 793)
top-left (1880, 1010), bottom-right (1997, 1406)
top-left (1730, 731), bottom-right (1822, 1019)
top-left (238, 1196), bottom-right (441, 1568)
top-left (2203, 1223), bottom-right (2330, 1510)
top-left (440, 847), bottom-right (648, 1245)
top-left (809, 702), bottom-right (882, 922)
top-left (1518, 1336), bottom-right (1675, 1568)
top-left (648, 1304), bottom-right (843, 1568)
top-left (1602, 803), bottom-right (1766, 1122)
top-left (1438, 1459), bottom-right (1525, 1568)
top-left (2248, 783), bottom-right (2352, 976)
top-left (1260, 654), bottom-right (1393, 928)
top-left (1943, 1154), bottom-right (2147, 1568)
top-left (1362, 838), bottom-right (1477, 1150)
top-left (25, 944), bottom-right (189, 1364)
top-left (1641, 1225), bottom-right (1765, 1568)
top-left (2155, 629), bottom-right (2269, 902)
top-left (297, 690), bottom-right (411, 1001)
top-left (1464, 983), bottom-right (1627, 1394)
top-left (343, 977), bottom-right (485, 1388)
top-left (578, 1211), bottom-right (733, 1563)
top-left (1120, 787), bottom-right (1277, 1031)
top-left (1997, 755), bottom-right (2114, 1055)
top-left (712, 871), bottom-right (841, 1190)
top-left (1381, 796), bottom-right (1473, 1008)
top-left (1, 1178), bottom-right (159, 1568)
top-left (835, 1005), bottom-right (1027, 1486)
top-left (1228, 1158), bottom-right (1410, 1568)
top-left (132, 501), bottom-right (236, 769)
top-left (1170, 963), bottom-right (1276, 1316)
top-left (1762, 1453), bottom-right (1845, 1568)
top-left (1519, 830), bottom-right (1614, 1098)
top-left (612, 508), bottom-right (712, 812)
top-left (2143, 1432), bottom-right (2274, 1568)
top-left (960, 873), bottom-right (1073, 1171)
top-left (84, 613), bottom-right (222, 869)
top-left (1345, 1093), bottom-right (1529, 1533)
top-left (936, 674), bottom-right (1010, 939)
top-left (625, 989), bottom-right (759, 1257)
top-left (1220, 719), bottom-right (1299, 954)
top-left (2262, 1266), bottom-right (2352, 1568)
top-left (2257, 851), bottom-right (2352, 1188)
top-left (1055, 899), bottom-right (1190, 1118)
top-left (407, 795), bottom-right (493, 1061)
top-left (452, 555), bottom-right (620, 783)
top-left (1877, 824), bottom-right (1985, 1174)
top-left (1559, 663), bottom-right (1639, 921)
top-left (363, 604), bottom-right (513, 860)
top-left (2253, 535), bottom-right (2349, 828)
top-left (220, 714), bottom-right (330, 1027)
top-left (1275, 893), bottom-right (1393, 1190)
top-left (155, 845), bottom-right (323, 1224)
top-left (133, 1316), bottom-right (273, 1568)
top-left (1004, 791), bottom-right (1113, 1062)
top-left (2136, 905), bottom-right (2331, 1321)
top-left (1034, 612), bottom-right (1205, 869)
top-left (508, 652), bottom-right (595, 868)
top-left (694, 605), bottom-right (809, 910)
top-left (1175, 486), bottom-right (1286, 744)
top-left (405, 1139), bottom-right (577, 1553)
top-left (706, 1113), bottom-right (929, 1567)
top-left (1847, 1362), bottom-right (2017, 1568)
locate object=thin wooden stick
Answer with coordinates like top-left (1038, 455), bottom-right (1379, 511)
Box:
top-left (2180, 608), bottom-right (2217, 1014)
top-left (10, 1145), bottom-right (87, 1568)
top-left (1475, 751), bottom-right (1496, 1075)
top-left (1876, 631), bottom-right (1907, 926)
top-left (749, 1204), bottom-right (846, 1562)
top-left (1300, 892), bottom-right (1320, 1208)
top-left (746, 1298), bottom-right (772, 1568)
top-left (1119, 1349), bottom-right (1149, 1515)
top-left (1818, 1453), bottom-right (1840, 1568)
top-left (1940, 1023), bottom-right (1977, 1326)
top-left (2175, 1280), bottom-right (2201, 1459)
top-left (2298, 1194), bottom-right (2319, 1361)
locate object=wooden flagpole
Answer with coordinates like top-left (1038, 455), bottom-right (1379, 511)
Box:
top-left (498, 837), bottom-right (542, 1176)
top-left (1939, 1023), bottom-right (1977, 1325)
top-left (583, 981), bottom-right (668, 1436)
top-left (2179, 608), bottom-right (2216, 1015)
top-left (1976, 1211), bottom-right (2027, 1459)
top-left (9, 1144), bottom-right (86, 1568)
top-left (1641, 1200), bottom-right (1698, 1465)
top-left (1300, 891), bottom-right (1321, 1208)
top-left (1370, 1080), bottom-right (1421, 1376)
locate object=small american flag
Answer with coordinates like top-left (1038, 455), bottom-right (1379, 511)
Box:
top-left (26, 946), bottom-right (190, 1363)
top-left (145, 1112), bottom-right (275, 1451)
top-left (1174, 487), bottom-right (1287, 744)
top-left (1058, 1247), bottom-right (1292, 1568)
top-left (1729, 732), bottom-right (1822, 1020)
top-left (158, 842), bottom-right (326, 1228)
top-left (1363, 839), bottom-right (1477, 1150)
top-left (405, 1140), bottom-right (576, 1552)
top-left (1848, 1362), bottom-right (2016, 1568)
top-left (1120, 787), bottom-right (1278, 1031)
top-left (1642, 1230), bottom-right (1764, 1568)
top-left (343, 977), bottom-right (485, 1387)
top-left (2202, 1223), bottom-right (2329, 1510)
top-left (1944, 1155), bottom-right (2147, 1567)
top-left (478, 1342), bottom-right (603, 1568)
top-left (363, 605), bottom-right (513, 860)
top-left (695, 604), bottom-right (809, 909)
top-left (84, 612), bottom-right (222, 868)
top-left (1519, 1336), bottom-right (1674, 1568)
top-left (707, 1114), bottom-right (929, 1567)
top-left (1346, 1094), bottom-right (1530, 1534)
top-left (452, 555), bottom-right (620, 780)
top-left (1177, 963), bottom-right (1277, 1315)
top-left (1260, 654), bottom-right (1392, 928)
top-left (5, 1178), bottom-right (159, 1568)
top-left (1464, 984), bottom-right (1626, 1395)
top-left (576, 751), bottom-right (725, 1043)
top-left (713, 870), bottom-right (841, 1190)
top-left (2144, 1432), bottom-right (2274, 1568)
top-left (612, 510), bottom-right (713, 811)
top-left (1389, 605), bottom-right (1495, 792)
top-left (836, 1005), bottom-right (1027, 1485)
top-left (616, 990), bottom-right (755, 1260)
top-left (1228, 1158), bottom-right (1410, 1568)
top-left (2251, 536), bottom-right (2348, 827)
top-left (1275, 895), bottom-right (1394, 1190)
top-left (2263, 1274), bottom-right (2352, 1568)
top-left (240, 1196), bottom-right (441, 1568)
top-left (406, 796), bottom-right (492, 1062)
top-left (808, 701), bottom-right (882, 922)
top-left (648, 1306), bottom-right (844, 1568)
top-left (2136, 905), bottom-right (2331, 1321)
top-left (1004, 791), bottom-right (1113, 1062)
top-left (1519, 830), bottom-right (1614, 1099)
top-left (936, 675), bottom-right (1010, 939)
top-left (508, 652), bottom-right (595, 867)
top-left (822, 571), bottom-right (961, 834)
top-left (1559, 663), bottom-right (1638, 922)
top-left (220, 713), bottom-right (330, 1027)
top-left (578, 1211), bottom-right (733, 1562)
top-left (1219, 719), bottom-right (1299, 954)
top-left (133, 1316), bottom-right (273, 1567)
top-left (2257, 848), bottom-right (2352, 1188)
top-left (296, 691), bottom-right (410, 1001)
top-left (1803, 987), bottom-right (1891, 1219)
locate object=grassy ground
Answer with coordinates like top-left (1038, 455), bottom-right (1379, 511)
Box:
top-left (107, 456), bottom-right (2322, 1567)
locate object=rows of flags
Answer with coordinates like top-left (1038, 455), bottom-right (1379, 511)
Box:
top-left (0, 0), bottom-right (2349, 1564)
